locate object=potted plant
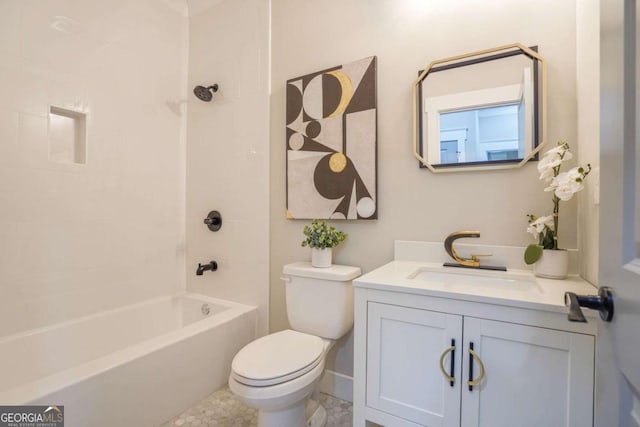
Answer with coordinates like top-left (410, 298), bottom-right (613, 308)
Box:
top-left (524, 141), bottom-right (591, 279)
top-left (301, 220), bottom-right (347, 268)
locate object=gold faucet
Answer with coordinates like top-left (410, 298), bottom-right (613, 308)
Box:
top-left (444, 231), bottom-right (492, 268)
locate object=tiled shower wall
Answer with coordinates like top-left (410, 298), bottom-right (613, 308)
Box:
top-left (0, 0), bottom-right (189, 336)
top-left (185, 0), bottom-right (270, 335)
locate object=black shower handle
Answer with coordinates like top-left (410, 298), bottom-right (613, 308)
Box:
top-left (204, 211), bottom-right (222, 231)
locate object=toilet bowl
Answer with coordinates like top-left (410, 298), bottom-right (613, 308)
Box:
top-left (229, 330), bottom-right (332, 427)
top-left (228, 262), bottom-right (361, 427)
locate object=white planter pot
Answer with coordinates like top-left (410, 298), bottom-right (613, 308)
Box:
top-left (311, 248), bottom-right (332, 268)
top-left (534, 249), bottom-right (569, 279)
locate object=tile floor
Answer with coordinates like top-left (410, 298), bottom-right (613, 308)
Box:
top-left (161, 387), bottom-right (353, 427)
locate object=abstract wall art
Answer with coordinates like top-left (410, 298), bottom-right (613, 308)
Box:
top-left (286, 56), bottom-right (377, 220)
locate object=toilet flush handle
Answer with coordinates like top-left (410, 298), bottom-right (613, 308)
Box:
top-left (280, 276), bottom-right (291, 283)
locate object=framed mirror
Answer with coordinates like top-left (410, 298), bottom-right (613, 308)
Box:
top-left (413, 43), bottom-right (547, 172)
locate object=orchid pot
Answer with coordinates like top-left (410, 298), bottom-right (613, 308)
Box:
top-left (533, 249), bottom-right (569, 279)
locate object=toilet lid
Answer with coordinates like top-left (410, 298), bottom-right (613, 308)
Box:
top-left (231, 330), bottom-right (325, 387)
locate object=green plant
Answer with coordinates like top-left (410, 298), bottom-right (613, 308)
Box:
top-left (524, 141), bottom-right (591, 264)
top-left (301, 220), bottom-right (347, 249)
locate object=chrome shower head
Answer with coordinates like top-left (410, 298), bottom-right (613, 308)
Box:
top-left (193, 84), bottom-right (219, 102)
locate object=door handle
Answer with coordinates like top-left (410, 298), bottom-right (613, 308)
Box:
top-left (564, 286), bottom-right (614, 322)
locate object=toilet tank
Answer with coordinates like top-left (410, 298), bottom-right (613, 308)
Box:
top-left (282, 262), bottom-right (361, 340)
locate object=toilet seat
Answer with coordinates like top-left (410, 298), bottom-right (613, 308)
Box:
top-left (231, 330), bottom-right (325, 387)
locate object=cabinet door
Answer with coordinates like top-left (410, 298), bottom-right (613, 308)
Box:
top-left (366, 302), bottom-right (462, 427)
top-left (461, 317), bottom-right (594, 427)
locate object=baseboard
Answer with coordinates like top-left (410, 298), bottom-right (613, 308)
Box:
top-left (319, 369), bottom-right (353, 403)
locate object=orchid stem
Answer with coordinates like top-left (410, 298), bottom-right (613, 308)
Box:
top-left (553, 195), bottom-right (560, 250)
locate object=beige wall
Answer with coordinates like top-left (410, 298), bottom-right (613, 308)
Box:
top-left (270, 0), bottom-right (580, 377)
top-left (185, 0), bottom-right (271, 334)
top-left (0, 0), bottom-right (188, 336)
top-left (576, 0), bottom-right (600, 286)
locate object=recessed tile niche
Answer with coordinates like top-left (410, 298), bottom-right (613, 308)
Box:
top-left (48, 106), bottom-right (87, 164)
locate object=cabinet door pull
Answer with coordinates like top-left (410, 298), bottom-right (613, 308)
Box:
top-left (467, 342), bottom-right (485, 391)
top-left (438, 339), bottom-right (456, 386)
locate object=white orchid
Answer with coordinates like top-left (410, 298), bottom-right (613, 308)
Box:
top-left (526, 215), bottom-right (554, 239)
top-left (537, 156), bottom-right (560, 181)
top-left (525, 142), bottom-right (591, 264)
top-left (536, 141), bottom-right (573, 182)
top-left (545, 166), bottom-right (588, 201)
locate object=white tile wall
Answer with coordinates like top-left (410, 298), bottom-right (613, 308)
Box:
top-left (185, 0), bottom-right (270, 335)
top-left (0, 0), bottom-right (189, 336)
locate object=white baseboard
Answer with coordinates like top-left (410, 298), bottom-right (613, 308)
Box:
top-left (319, 369), bottom-right (353, 403)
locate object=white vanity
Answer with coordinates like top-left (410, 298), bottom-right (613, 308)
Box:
top-left (352, 241), bottom-right (598, 427)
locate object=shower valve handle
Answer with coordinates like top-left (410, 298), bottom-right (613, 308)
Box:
top-left (204, 211), bottom-right (222, 231)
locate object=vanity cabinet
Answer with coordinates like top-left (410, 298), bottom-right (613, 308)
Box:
top-left (354, 288), bottom-right (596, 427)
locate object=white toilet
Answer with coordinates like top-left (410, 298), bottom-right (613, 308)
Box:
top-left (228, 261), bottom-right (361, 427)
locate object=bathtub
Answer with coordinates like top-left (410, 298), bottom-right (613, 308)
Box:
top-left (0, 293), bottom-right (257, 427)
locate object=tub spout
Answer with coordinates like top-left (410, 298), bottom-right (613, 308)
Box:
top-left (196, 261), bottom-right (218, 276)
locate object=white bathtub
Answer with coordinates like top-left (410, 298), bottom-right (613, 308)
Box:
top-left (0, 293), bottom-right (257, 427)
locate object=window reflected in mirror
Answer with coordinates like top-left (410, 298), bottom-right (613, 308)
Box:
top-left (439, 104), bottom-right (524, 164)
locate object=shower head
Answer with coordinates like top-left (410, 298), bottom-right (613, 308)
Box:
top-left (193, 84), bottom-right (219, 102)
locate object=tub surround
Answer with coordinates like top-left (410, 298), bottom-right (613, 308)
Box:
top-left (185, 0), bottom-right (270, 336)
top-left (0, 0), bottom-right (189, 338)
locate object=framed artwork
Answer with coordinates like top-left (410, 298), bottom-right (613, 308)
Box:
top-left (286, 56), bottom-right (377, 220)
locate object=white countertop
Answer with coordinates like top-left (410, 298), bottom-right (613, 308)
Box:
top-left (354, 260), bottom-right (599, 315)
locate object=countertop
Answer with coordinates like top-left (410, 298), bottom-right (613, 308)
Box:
top-left (354, 261), bottom-right (599, 316)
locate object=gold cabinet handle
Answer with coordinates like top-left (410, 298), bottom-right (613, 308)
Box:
top-left (439, 342), bottom-right (456, 385)
top-left (467, 347), bottom-right (485, 388)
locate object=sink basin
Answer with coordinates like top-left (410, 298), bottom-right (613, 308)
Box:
top-left (407, 266), bottom-right (542, 294)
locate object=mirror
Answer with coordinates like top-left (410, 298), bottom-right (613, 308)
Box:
top-left (413, 43), bottom-right (547, 172)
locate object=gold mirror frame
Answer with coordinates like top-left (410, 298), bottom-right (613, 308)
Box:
top-left (412, 43), bottom-right (547, 173)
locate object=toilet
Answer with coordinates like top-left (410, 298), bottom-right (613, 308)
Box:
top-left (228, 262), bottom-right (361, 427)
